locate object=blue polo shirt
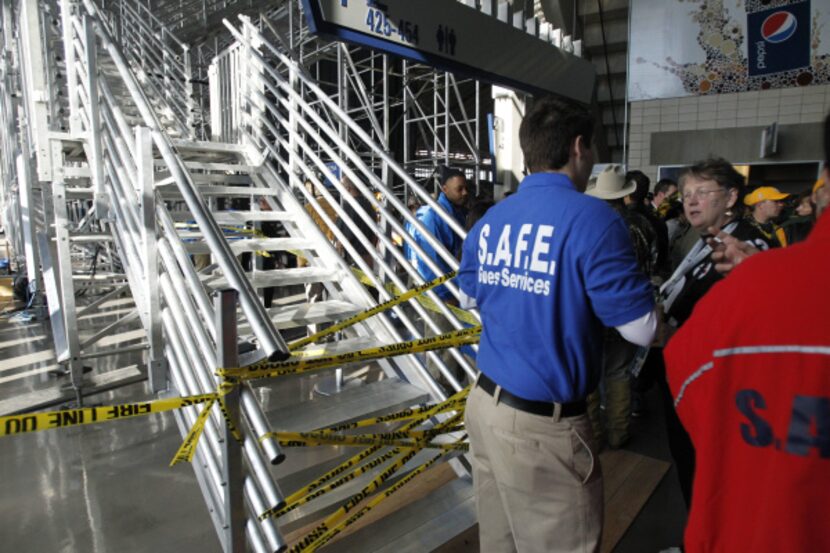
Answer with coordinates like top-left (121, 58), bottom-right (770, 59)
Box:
top-left (456, 173), bottom-right (654, 402)
top-left (405, 192), bottom-right (467, 299)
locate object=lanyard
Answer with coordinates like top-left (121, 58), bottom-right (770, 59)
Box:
top-left (659, 221), bottom-right (738, 312)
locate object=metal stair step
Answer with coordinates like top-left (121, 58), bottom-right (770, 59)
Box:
top-left (264, 377), bottom-right (428, 433)
top-left (181, 236), bottom-right (314, 255)
top-left (292, 335), bottom-right (383, 356)
top-left (259, 377), bottom-right (433, 530)
top-left (277, 447), bottom-right (446, 534)
top-left (322, 476), bottom-right (476, 553)
top-left (201, 267), bottom-right (342, 289)
top-left (242, 299), bottom-right (364, 331)
top-left (156, 160), bottom-right (257, 173)
top-left (156, 173), bottom-right (254, 185)
top-left (169, 210), bottom-right (294, 224)
top-left (170, 139), bottom-right (248, 155)
top-left (69, 233), bottom-right (114, 243)
top-left (261, 377), bottom-right (430, 495)
top-left (160, 185), bottom-right (278, 198)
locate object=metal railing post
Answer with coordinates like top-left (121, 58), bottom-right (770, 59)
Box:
top-left (137, 125), bottom-right (167, 392)
top-left (216, 289), bottom-right (245, 553)
top-left (83, 14), bottom-right (107, 217)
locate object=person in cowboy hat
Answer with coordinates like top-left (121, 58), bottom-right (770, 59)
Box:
top-left (744, 185), bottom-right (790, 247)
top-left (584, 165), bottom-right (657, 449)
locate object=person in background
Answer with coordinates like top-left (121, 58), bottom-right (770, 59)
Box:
top-left (626, 170), bottom-right (669, 277)
top-left (337, 174), bottom-right (378, 269)
top-left (407, 167), bottom-right (469, 294)
top-left (465, 198), bottom-right (494, 231)
top-left (585, 165), bottom-right (657, 449)
top-left (652, 178), bottom-right (679, 217)
top-left (298, 181), bottom-right (338, 321)
top-left (744, 186), bottom-right (789, 247)
top-left (814, 176), bottom-right (829, 216)
top-left (713, 174), bottom-right (829, 274)
top-left (782, 188), bottom-right (816, 245)
top-left (657, 157), bottom-right (776, 508)
top-left (457, 96), bottom-right (656, 553)
top-left (406, 167), bottom-right (468, 383)
top-left (664, 113), bottom-right (830, 553)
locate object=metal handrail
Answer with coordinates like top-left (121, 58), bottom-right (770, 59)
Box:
top-left (225, 18), bottom-right (477, 326)
top-left (79, 0), bottom-right (288, 361)
top-left (232, 18), bottom-right (469, 275)
top-left (214, 18), bottom-right (480, 392)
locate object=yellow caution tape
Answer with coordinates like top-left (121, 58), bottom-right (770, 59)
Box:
top-left (290, 448), bottom-right (420, 552)
top-left (296, 406), bottom-right (468, 552)
top-left (288, 270), bottom-right (458, 350)
top-left (218, 326), bottom-right (481, 382)
top-left (301, 450), bottom-right (447, 552)
top-left (170, 396), bottom-right (218, 466)
top-left (351, 267), bottom-right (479, 327)
top-left (0, 393), bottom-right (217, 438)
top-left (270, 430), bottom-right (468, 452)
top-left (258, 386), bottom-right (470, 521)
top-left (321, 396), bottom-right (467, 432)
top-left (262, 449), bottom-right (401, 520)
top-left (171, 382), bottom-right (239, 467)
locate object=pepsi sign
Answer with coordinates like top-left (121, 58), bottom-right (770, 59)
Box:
top-left (761, 11), bottom-right (798, 44)
top-left (748, 1), bottom-right (810, 77)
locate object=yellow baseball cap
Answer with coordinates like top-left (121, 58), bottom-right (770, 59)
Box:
top-left (744, 186), bottom-right (790, 206)
top-left (814, 178), bottom-right (826, 194)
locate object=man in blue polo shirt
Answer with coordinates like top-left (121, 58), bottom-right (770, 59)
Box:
top-left (406, 167), bottom-right (468, 300)
top-left (406, 167), bottom-right (469, 383)
top-left (457, 97), bottom-right (657, 553)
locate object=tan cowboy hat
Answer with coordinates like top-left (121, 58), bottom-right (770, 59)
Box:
top-left (585, 165), bottom-right (636, 200)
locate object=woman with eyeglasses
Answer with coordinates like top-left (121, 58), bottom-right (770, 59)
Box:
top-left (655, 157), bottom-right (777, 511)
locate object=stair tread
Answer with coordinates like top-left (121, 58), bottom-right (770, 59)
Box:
top-left (181, 236), bottom-right (314, 255)
top-left (278, 447), bottom-right (448, 533)
top-left (158, 160), bottom-right (258, 173)
top-left (235, 299), bottom-right (364, 333)
top-left (292, 335), bottom-right (383, 356)
top-left (323, 476), bottom-right (475, 553)
top-left (169, 210), bottom-right (294, 223)
top-left (265, 377), bottom-right (429, 433)
top-left (160, 185), bottom-right (277, 197)
top-left (266, 299), bottom-right (363, 329)
top-left (201, 267), bottom-right (341, 288)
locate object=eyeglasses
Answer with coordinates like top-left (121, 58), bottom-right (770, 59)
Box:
top-left (681, 188), bottom-right (725, 203)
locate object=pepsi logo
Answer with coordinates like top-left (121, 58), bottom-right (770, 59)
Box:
top-left (761, 11), bottom-right (798, 44)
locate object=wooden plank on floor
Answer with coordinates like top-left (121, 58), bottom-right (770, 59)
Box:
top-left (434, 449), bottom-right (670, 553)
top-left (601, 450), bottom-right (671, 553)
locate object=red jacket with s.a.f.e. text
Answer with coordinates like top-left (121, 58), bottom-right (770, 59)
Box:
top-left (665, 211), bottom-right (830, 553)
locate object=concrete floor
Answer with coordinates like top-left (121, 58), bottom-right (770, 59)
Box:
top-left (0, 300), bottom-right (687, 552)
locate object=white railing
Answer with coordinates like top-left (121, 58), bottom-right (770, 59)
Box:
top-left (115, 0), bottom-right (196, 138)
top-left (59, 3), bottom-right (289, 550)
top-left (216, 16), bottom-right (482, 393)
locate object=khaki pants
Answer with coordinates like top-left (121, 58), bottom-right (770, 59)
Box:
top-left (465, 383), bottom-right (603, 553)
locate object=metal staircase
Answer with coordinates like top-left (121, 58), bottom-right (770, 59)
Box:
top-left (0, 0), bottom-right (599, 550)
top-left (2, 0), bottom-right (487, 551)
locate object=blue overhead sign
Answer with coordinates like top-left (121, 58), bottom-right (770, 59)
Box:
top-left (300, 0), bottom-right (595, 102)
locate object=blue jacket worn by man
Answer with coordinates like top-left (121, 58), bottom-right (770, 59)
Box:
top-left (457, 172), bottom-right (655, 402)
top-left (406, 191), bottom-right (467, 300)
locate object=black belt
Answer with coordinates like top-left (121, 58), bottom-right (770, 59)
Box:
top-left (476, 373), bottom-right (586, 418)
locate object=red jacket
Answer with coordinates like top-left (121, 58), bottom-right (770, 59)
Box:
top-left (665, 212), bottom-right (830, 553)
